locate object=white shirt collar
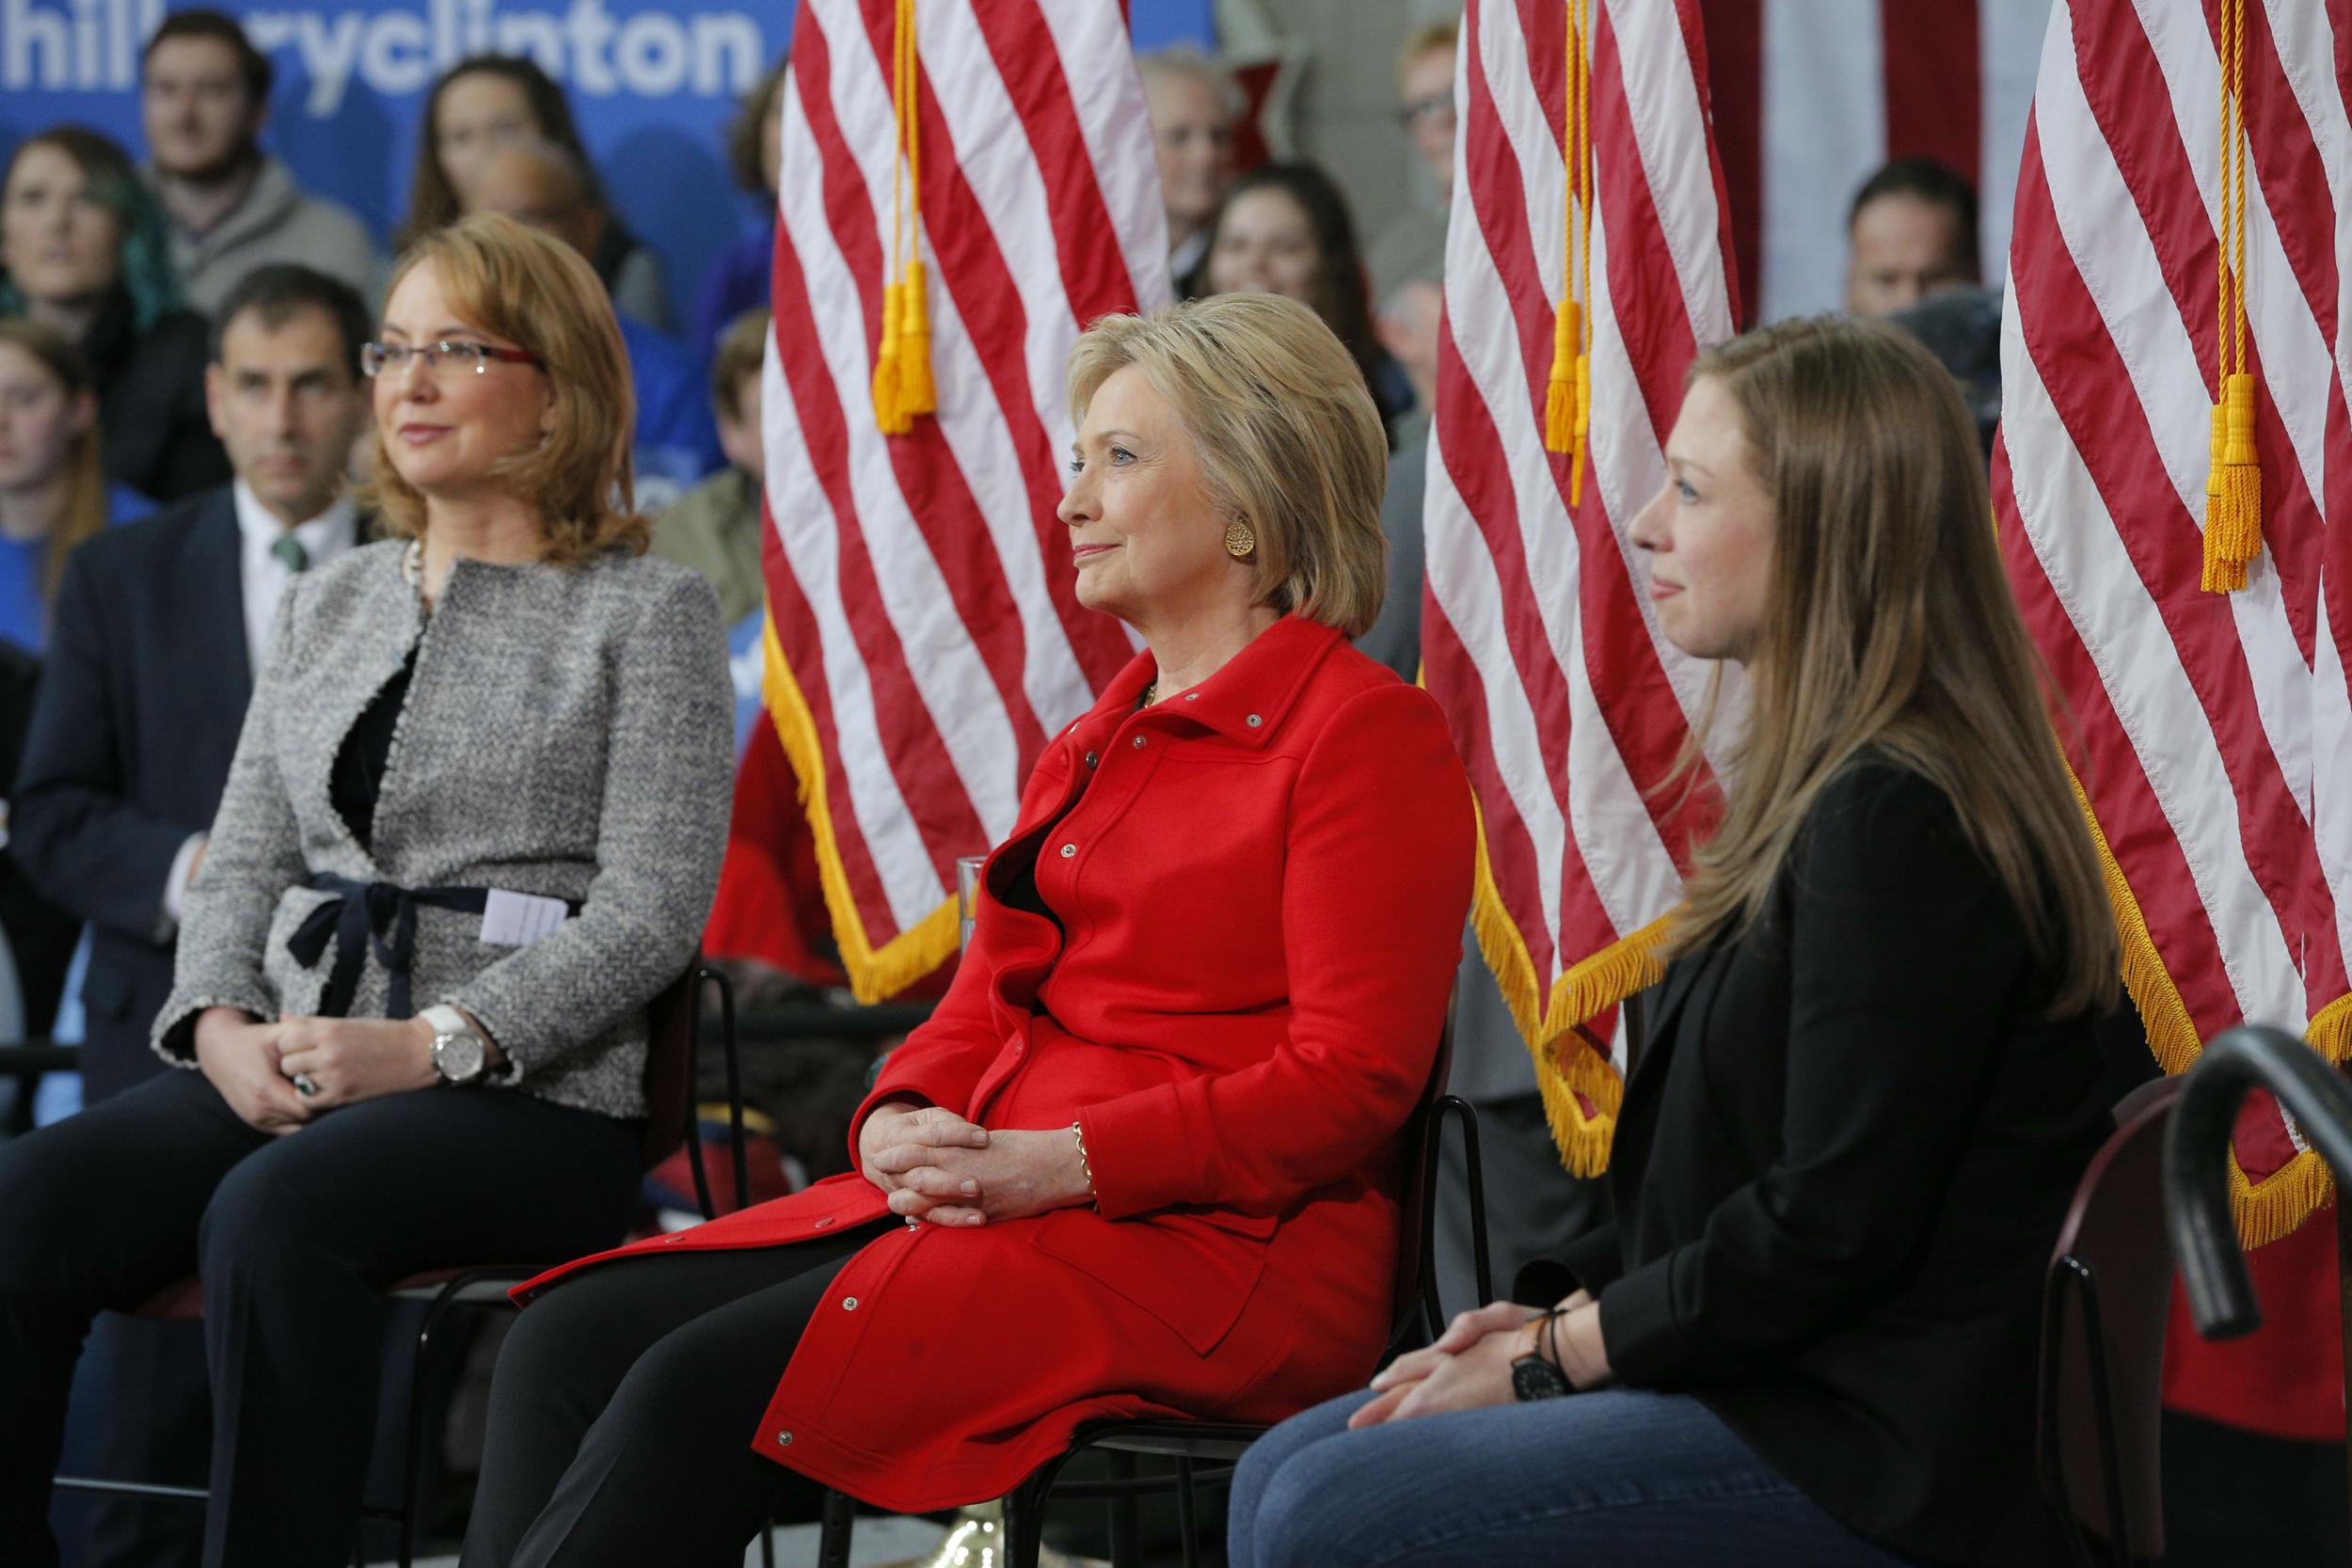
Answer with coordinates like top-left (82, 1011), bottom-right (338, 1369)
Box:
top-left (231, 478), bottom-right (359, 567)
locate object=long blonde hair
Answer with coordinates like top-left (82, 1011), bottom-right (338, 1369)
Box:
top-left (362, 214), bottom-right (644, 563)
top-left (1669, 316), bottom-right (2118, 1017)
top-left (0, 319), bottom-right (108, 600)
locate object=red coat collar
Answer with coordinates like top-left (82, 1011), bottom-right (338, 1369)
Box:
top-left (1083, 616), bottom-right (1346, 750)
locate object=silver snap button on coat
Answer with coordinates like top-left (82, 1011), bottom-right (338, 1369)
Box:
top-left (1246, 714), bottom-right (1263, 727)
top-left (843, 1296), bottom-right (860, 1310)
top-left (1059, 844), bottom-right (1076, 858)
top-left (1132, 736), bottom-right (1146, 749)
top-left (778, 1431), bottom-right (793, 1446)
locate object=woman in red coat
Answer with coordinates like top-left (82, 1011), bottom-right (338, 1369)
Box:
top-left (461, 292), bottom-right (1476, 1566)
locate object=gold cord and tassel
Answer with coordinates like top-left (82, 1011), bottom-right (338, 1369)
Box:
top-left (2201, 0), bottom-right (2261, 593)
top-left (1543, 0), bottom-right (1594, 507)
top-left (1540, 0), bottom-right (1597, 503)
top-left (872, 0), bottom-right (934, 435)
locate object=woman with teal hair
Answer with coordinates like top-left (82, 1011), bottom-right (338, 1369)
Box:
top-left (2, 127), bottom-right (227, 502)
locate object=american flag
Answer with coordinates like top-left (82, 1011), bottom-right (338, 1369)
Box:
top-left (1994, 0), bottom-right (2350, 1436)
top-left (1423, 0), bottom-right (1740, 1172)
top-left (760, 0), bottom-right (1169, 1001)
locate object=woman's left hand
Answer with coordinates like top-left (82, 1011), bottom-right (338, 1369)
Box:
top-left (274, 1017), bottom-right (437, 1109)
top-left (883, 1128), bottom-right (1093, 1227)
top-left (1347, 1323), bottom-right (1523, 1427)
top-left (1350, 1295), bottom-right (1614, 1428)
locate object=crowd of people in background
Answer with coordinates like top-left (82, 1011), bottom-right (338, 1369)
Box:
top-left (0, 10), bottom-right (2000, 1566)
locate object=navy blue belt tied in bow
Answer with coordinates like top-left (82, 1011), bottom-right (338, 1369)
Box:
top-left (283, 873), bottom-right (578, 1020)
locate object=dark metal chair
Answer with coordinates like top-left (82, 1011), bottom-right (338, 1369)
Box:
top-left (51, 959), bottom-right (752, 1568)
top-left (2037, 1074), bottom-right (2179, 1568)
top-left (2164, 1022), bottom-right (2352, 1566)
top-left (814, 1001), bottom-right (1491, 1568)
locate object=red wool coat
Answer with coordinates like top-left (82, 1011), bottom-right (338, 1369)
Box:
top-left (514, 616), bottom-right (1474, 1512)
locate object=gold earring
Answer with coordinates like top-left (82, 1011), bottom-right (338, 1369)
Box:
top-left (1224, 520), bottom-right (1257, 559)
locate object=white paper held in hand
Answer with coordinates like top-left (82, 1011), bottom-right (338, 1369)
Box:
top-left (481, 889), bottom-right (570, 946)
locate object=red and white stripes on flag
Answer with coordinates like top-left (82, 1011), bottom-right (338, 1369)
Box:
top-left (1423, 0), bottom-right (1740, 1173)
top-left (761, 0), bottom-right (1169, 1000)
top-left (1699, 0), bottom-right (2052, 322)
top-left (1993, 0), bottom-right (2352, 1251)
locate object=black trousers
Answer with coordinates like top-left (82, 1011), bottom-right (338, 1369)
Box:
top-left (461, 1218), bottom-right (895, 1568)
top-left (0, 1068), bottom-right (642, 1568)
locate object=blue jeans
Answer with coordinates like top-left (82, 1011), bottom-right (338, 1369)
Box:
top-left (1229, 1386), bottom-right (1917, 1568)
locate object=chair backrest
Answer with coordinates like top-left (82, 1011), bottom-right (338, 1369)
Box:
top-left (1388, 992), bottom-right (1460, 1345)
top-left (2038, 1074), bottom-right (2179, 1563)
top-left (637, 958), bottom-right (702, 1171)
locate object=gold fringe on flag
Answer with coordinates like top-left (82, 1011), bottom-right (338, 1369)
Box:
top-left (2201, 0), bottom-right (2262, 593)
top-left (2060, 741), bottom-right (2346, 1247)
top-left (762, 617), bottom-right (960, 1002)
top-left (1464, 798), bottom-right (1669, 1176)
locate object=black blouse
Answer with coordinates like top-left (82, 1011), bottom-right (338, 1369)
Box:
top-left (331, 645), bottom-right (415, 851)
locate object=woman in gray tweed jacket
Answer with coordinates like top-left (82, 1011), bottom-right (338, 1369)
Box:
top-left (0, 214), bottom-right (732, 1568)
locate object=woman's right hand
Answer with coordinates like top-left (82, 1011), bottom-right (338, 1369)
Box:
top-left (858, 1097), bottom-right (990, 1200)
top-left (193, 1006), bottom-right (312, 1135)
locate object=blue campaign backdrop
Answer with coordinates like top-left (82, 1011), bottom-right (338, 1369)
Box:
top-left (1, 0), bottom-right (1214, 330)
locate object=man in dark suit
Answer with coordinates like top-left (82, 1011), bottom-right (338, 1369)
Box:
top-left (13, 263), bottom-right (371, 1104)
top-left (9, 262), bottom-right (370, 1568)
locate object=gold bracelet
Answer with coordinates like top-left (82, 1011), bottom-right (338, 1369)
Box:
top-left (1070, 1119), bottom-right (1097, 1205)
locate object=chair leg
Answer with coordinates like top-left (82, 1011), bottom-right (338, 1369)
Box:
top-left (1106, 1449), bottom-right (1141, 1568)
top-left (1174, 1455), bottom-right (1201, 1568)
top-left (397, 1278), bottom-right (478, 1568)
top-left (706, 966), bottom-right (751, 1212)
top-left (685, 965), bottom-right (717, 1221)
top-left (816, 1488), bottom-right (855, 1568)
top-left (1005, 1472), bottom-right (1052, 1568)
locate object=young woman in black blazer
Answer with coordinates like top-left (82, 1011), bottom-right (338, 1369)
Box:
top-left (1231, 316), bottom-right (2122, 1568)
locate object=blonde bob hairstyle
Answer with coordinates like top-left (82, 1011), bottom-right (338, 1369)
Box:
top-left (1066, 293), bottom-right (1388, 637)
top-left (1667, 315), bottom-right (2118, 1018)
top-left (362, 213), bottom-right (645, 563)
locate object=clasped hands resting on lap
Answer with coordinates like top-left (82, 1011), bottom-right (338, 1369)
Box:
top-left (190, 1004), bottom-right (504, 1132)
top-left (1348, 1291), bottom-right (1613, 1428)
top-left (856, 1098), bottom-right (1094, 1227)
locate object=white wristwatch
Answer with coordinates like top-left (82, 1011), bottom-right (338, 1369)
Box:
top-left (422, 1005), bottom-right (489, 1086)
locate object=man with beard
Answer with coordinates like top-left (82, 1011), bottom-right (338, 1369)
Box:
top-left (140, 9), bottom-right (379, 319)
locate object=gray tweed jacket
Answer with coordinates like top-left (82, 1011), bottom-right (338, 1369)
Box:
top-left (153, 540), bottom-right (733, 1119)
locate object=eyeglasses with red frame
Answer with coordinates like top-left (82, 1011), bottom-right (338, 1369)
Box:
top-left (360, 340), bottom-right (545, 378)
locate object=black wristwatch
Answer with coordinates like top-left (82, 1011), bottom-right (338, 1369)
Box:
top-left (1511, 1350), bottom-right (1571, 1401)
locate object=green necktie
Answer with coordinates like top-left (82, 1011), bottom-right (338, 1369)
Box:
top-left (271, 535), bottom-right (310, 574)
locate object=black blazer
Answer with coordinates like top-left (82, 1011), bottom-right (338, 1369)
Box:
top-left (1565, 759), bottom-right (2108, 1568)
top-left (0, 643), bottom-right (80, 1034)
top-left (9, 489), bottom-right (253, 1101)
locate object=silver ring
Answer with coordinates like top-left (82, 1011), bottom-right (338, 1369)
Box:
top-left (292, 1072), bottom-right (319, 1098)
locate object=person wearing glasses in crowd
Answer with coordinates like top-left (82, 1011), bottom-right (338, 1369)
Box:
top-left (1136, 44), bottom-right (1241, 295)
top-left (0, 214), bottom-right (732, 1568)
top-left (1368, 19), bottom-right (1457, 302)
